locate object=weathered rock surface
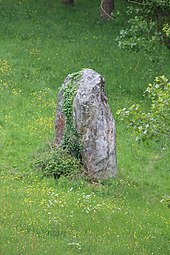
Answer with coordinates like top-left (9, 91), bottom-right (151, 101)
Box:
top-left (55, 69), bottom-right (117, 178)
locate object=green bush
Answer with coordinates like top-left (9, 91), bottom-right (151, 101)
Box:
top-left (33, 147), bottom-right (82, 179)
top-left (117, 0), bottom-right (170, 51)
top-left (117, 75), bottom-right (170, 142)
top-left (116, 15), bottom-right (158, 51)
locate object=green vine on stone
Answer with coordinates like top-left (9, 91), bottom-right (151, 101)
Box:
top-left (62, 72), bottom-right (82, 158)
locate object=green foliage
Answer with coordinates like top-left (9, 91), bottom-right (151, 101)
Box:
top-left (33, 147), bottom-right (82, 179)
top-left (62, 72), bottom-right (82, 158)
top-left (117, 76), bottom-right (170, 142)
top-left (162, 23), bottom-right (170, 49)
top-left (117, 0), bottom-right (170, 51)
top-left (144, 0), bottom-right (170, 14)
top-left (126, 0), bottom-right (170, 15)
top-left (163, 23), bottom-right (170, 36)
top-left (116, 15), bottom-right (158, 51)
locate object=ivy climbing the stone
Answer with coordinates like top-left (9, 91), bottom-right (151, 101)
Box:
top-left (62, 72), bottom-right (82, 158)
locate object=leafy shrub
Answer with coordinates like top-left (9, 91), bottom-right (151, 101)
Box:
top-left (117, 75), bottom-right (170, 142)
top-left (116, 15), bottom-right (159, 51)
top-left (33, 147), bottom-right (82, 179)
top-left (117, 0), bottom-right (170, 51)
top-left (162, 23), bottom-right (170, 49)
top-left (125, 0), bottom-right (170, 15)
top-left (163, 23), bottom-right (170, 36)
top-left (144, 0), bottom-right (170, 14)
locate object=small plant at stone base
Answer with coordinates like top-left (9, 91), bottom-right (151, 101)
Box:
top-left (33, 147), bottom-right (82, 179)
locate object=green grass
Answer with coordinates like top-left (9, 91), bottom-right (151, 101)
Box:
top-left (0, 0), bottom-right (170, 254)
top-left (1, 173), bottom-right (170, 255)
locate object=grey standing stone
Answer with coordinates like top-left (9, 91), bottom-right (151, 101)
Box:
top-left (55, 69), bottom-right (117, 178)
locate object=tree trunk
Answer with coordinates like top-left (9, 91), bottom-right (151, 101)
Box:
top-left (62, 0), bottom-right (74, 5)
top-left (100, 0), bottom-right (114, 20)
